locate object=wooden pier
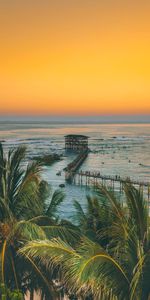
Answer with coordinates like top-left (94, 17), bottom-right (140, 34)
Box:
top-left (64, 152), bottom-right (150, 199)
top-left (73, 170), bottom-right (150, 199)
top-left (65, 150), bottom-right (88, 182)
top-left (64, 135), bottom-right (150, 199)
top-left (75, 170), bottom-right (149, 187)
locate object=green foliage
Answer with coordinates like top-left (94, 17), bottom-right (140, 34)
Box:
top-left (19, 183), bottom-right (150, 299)
top-left (0, 143), bottom-right (68, 298)
top-left (0, 283), bottom-right (23, 300)
top-left (0, 144), bottom-right (43, 221)
top-left (45, 189), bottom-right (65, 220)
top-left (2, 142), bottom-right (150, 299)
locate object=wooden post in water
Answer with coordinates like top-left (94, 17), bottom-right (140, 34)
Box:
top-left (112, 179), bottom-right (114, 191)
top-left (81, 173), bottom-right (83, 185)
top-left (88, 175), bottom-right (90, 185)
top-left (120, 181), bottom-right (122, 193)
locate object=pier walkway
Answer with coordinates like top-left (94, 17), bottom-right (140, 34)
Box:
top-left (75, 170), bottom-right (150, 187)
top-left (64, 156), bottom-right (150, 198)
top-left (73, 170), bottom-right (150, 199)
top-left (64, 150), bottom-right (88, 182)
top-left (63, 134), bottom-right (150, 199)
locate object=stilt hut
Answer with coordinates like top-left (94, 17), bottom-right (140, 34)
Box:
top-left (65, 134), bottom-right (89, 151)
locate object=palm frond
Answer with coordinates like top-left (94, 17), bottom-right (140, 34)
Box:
top-left (18, 161), bottom-right (41, 193)
top-left (9, 220), bottom-right (47, 242)
top-left (41, 224), bottom-right (81, 245)
top-left (7, 146), bottom-right (26, 202)
top-left (19, 237), bottom-right (130, 298)
top-left (124, 183), bottom-right (148, 243)
top-left (0, 197), bottom-right (13, 221)
top-left (96, 185), bottom-right (129, 247)
top-left (0, 143), bottom-right (4, 175)
top-left (45, 189), bottom-right (65, 218)
top-left (73, 200), bottom-right (87, 226)
top-left (23, 253), bottom-right (59, 298)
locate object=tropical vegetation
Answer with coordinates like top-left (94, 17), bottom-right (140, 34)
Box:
top-left (0, 143), bottom-right (150, 299)
top-left (0, 283), bottom-right (23, 300)
top-left (0, 143), bottom-right (70, 299)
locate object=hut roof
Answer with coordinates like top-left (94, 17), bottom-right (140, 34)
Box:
top-left (64, 134), bottom-right (89, 139)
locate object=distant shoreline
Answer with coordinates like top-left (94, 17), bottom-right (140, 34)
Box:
top-left (0, 121), bottom-right (150, 125)
top-left (0, 114), bottom-right (150, 124)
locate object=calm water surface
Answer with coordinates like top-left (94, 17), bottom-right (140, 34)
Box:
top-left (0, 122), bottom-right (150, 219)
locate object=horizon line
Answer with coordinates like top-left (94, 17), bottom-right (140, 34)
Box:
top-left (0, 113), bottom-right (149, 124)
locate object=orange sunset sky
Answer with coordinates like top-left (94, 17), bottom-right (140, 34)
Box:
top-left (0, 0), bottom-right (150, 116)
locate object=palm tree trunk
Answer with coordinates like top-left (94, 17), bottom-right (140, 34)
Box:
top-left (10, 251), bottom-right (19, 290)
top-left (30, 289), bottom-right (34, 300)
top-left (41, 290), bottom-right (45, 300)
top-left (1, 240), bottom-right (7, 284)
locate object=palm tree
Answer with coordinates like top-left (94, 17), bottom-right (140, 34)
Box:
top-left (0, 143), bottom-right (80, 299)
top-left (0, 143), bottom-right (49, 291)
top-left (20, 183), bottom-right (150, 300)
top-left (73, 194), bottom-right (113, 247)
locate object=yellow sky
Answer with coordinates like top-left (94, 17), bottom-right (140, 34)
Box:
top-left (0, 0), bottom-right (150, 115)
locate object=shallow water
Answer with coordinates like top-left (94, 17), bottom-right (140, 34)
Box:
top-left (0, 122), bottom-right (150, 219)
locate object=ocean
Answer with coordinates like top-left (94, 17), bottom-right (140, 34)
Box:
top-left (0, 122), bottom-right (150, 219)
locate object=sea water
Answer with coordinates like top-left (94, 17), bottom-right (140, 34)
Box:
top-left (0, 122), bottom-right (150, 219)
